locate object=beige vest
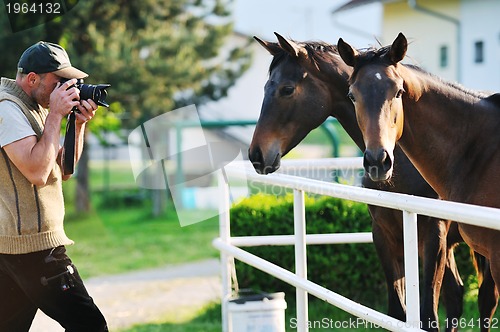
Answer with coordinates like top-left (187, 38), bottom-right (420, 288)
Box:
top-left (0, 77), bottom-right (73, 254)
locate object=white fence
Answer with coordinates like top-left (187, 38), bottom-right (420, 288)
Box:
top-left (212, 157), bottom-right (500, 332)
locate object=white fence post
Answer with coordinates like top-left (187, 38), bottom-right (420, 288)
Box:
top-left (403, 210), bottom-right (420, 330)
top-left (294, 189), bottom-right (308, 332)
top-left (219, 171), bottom-right (232, 332)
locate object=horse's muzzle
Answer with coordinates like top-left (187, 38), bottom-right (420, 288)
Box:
top-left (363, 148), bottom-right (393, 182)
top-left (248, 146), bottom-right (281, 175)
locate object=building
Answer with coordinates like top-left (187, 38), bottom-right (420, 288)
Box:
top-left (333, 0), bottom-right (500, 92)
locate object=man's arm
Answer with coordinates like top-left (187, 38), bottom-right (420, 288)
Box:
top-left (60, 99), bottom-right (97, 181)
top-left (3, 80), bottom-right (80, 185)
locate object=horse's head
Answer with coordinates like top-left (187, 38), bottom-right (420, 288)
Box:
top-left (249, 33), bottom-right (348, 174)
top-left (338, 33), bottom-right (408, 182)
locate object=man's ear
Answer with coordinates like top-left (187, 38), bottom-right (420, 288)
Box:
top-left (26, 72), bottom-right (39, 86)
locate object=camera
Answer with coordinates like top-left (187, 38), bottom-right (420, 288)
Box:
top-left (61, 78), bottom-right (111, 107)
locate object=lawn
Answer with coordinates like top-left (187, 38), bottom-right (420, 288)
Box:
top-left (122, 302), bottom-right (222, 332)
top-left (62, 161), bottom-right (220, 279)
top-left (64, 206), bottom-right (219, 279)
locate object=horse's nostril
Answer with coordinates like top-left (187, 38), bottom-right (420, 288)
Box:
top-left (249, 147), bottom-right (260, 163)
top-left (363, 150), bottom-right (376, 168)
top-left (248, 147), bottom-right (264, 173)
top-left (381, 149), bottom-right (393, 172)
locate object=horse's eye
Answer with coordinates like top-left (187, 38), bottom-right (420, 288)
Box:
top-left (395, 89), bottom-right (405, 98)
top-left (347, 92), bottom-right (356, 103)
top-left (280, 86), bottom-right (295, 96)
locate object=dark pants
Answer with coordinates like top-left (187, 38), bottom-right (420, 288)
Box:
top-left (0, 246), bottom-right (107, 332)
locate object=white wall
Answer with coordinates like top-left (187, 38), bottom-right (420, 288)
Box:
top-left (460, 0), bottom-right (500, 92)
top-left (383, 0), bottom-right (459, 82)
top-left (381, 0), bottom-right (500, 93)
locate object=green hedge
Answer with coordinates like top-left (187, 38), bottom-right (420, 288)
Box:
top-left (230, 193), bottom-right (387, 309)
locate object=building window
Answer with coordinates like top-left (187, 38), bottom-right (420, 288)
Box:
top-left (439, 45), bottom-right (448, 68)
top-left (474, 41), bottom-right (484, 63)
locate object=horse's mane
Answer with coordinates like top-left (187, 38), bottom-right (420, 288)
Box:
top-left (268, 40), bottom-right (340, 74)
top-left (404, 64), bottom-right (489, 99)
top-left (349, 45), bottom-right (391, 80)
top-left (304, 41), bottom-right (339, 65)
top-left (353, 46), bottom-right (489, 100)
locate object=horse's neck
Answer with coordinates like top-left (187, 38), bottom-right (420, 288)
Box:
top-left (399, 68), bottom-right (495, 200)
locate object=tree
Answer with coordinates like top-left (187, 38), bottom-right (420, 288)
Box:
top-left (62, 0), bottom-right (252, 126)
top-left (0, 0), bottom-right (252, 212)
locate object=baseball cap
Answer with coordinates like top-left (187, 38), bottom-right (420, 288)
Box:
top-left (17, 41), bottom-right (88, 79)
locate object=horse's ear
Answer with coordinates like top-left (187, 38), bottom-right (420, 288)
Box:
top-left (388, 32), bottom-right (407, 64)
top-left (337, 38), bottom-right (358, 67)
top-left (484, 93), bottom-right (500, 107)
top-left (274, 32), bottom-right (308, 59)
top-left (253, 36), bottom-right (282, 56)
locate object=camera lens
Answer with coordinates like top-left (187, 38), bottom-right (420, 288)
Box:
top-left (59, 79), bottom-right (110, 108)
top-left (76, 82), bottom-right (111, 107)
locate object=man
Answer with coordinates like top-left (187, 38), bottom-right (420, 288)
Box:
top-left (0, 42), bottom-right (107, 331)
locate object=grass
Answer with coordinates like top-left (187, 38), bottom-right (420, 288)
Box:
top-left (121, 302), bottom-right (222, 332)
top-left (64, 206), bottom-right (219, 279)
top-left (62, 161), bottom-right (219, 279)
top-left (90, 160), bottom-right (137, 191)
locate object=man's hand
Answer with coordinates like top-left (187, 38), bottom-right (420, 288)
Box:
top-left (74, 99), bottom-right (98, 125)
top-left (49, 79), bottom-right (80, 118)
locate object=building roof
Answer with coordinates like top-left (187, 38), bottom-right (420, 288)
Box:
top-left (332, 0), bottom-right (399, 13)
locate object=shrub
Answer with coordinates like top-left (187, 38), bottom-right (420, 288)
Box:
top-left (230, 193), bottom-right (387, 309)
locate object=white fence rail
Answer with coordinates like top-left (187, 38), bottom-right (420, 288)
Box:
top-left (212, 157), bottom-right (500, 332)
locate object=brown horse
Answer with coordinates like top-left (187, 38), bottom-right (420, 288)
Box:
top-left (338, 32), bottom-right (500, 331)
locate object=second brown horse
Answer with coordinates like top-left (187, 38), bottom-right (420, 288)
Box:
top-left (338, 32), bottom-right (499, 331)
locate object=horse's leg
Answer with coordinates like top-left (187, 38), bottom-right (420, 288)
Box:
top-left (478, 255), bottom-right (498, 332)
top-left (418, 217), bottom-right (447, 332)
top-left (440, 221), bottom-right (464, 332)
top-left (458, 224), bottom-right (500, 332)
top-left (369, 206), bottom-right (406, 321)
top-left (440, 244), bottom-right (464, 332)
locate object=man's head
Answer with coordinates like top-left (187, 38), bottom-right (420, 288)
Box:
top-left (17, 41), bottom-right (87, 79)
top-left (16, 41), bottom-right (87, 108)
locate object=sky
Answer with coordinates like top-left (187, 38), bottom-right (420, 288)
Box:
top-left (232, 0), bottom-right (382, 48)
